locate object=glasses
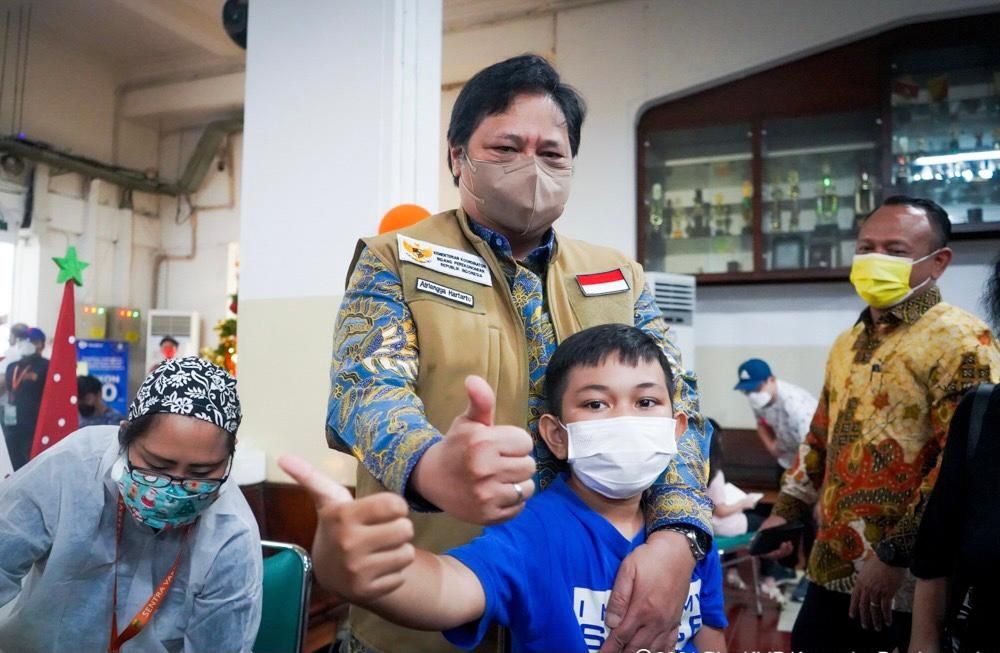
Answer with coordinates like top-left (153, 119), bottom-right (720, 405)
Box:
top-left (125, 449), bottom-right (233, 493)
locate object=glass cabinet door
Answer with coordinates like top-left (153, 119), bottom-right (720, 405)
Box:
top-left (642, 124), bottom-right (753, 275)
top-left (890, 44), bottom-right (1000, 228)
top-left (761, 111), bottom-right (881, 271)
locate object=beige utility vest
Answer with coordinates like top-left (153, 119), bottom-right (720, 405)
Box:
top-left (347, 209), bottom-right (647, 653)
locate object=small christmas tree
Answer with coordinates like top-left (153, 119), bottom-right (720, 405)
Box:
top-left (201, 293), bottom-right (237, 375)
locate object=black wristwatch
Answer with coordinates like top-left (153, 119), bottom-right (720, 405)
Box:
top-left (661, 525), bottom-right (709, 561)
top-left (875, 539), bottom-right (911, 568)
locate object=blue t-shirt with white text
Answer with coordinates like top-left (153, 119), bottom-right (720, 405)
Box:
top-left (443, 474), bottom-right (726, 653)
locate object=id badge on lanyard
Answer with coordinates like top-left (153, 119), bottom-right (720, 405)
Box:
top-left (2, 404), bottom-right (14, 426)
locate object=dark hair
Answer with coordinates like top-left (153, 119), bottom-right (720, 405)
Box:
top-left (986, 253), bottom-right (1000, 332)
top-left (446, 54), bottom-right (586, 186)
top-left (160, 336), bottom-right (179, 348)
top-left (880, 195), bottom-right (951, 250)
top-left (707, 418), bottom-right (724, 484)
top-left (118, 413), bottom-right (236, 454)
top-left (77, 375), bottom-right (102, 398)
top-left (543, 324), bottom-right (674, 419)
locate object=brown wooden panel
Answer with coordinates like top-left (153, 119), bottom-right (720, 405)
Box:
top-left (717, 427), bottom-right (784, 490)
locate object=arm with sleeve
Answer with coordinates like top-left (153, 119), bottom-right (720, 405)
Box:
top-left (910, 390), bottom-right (973, 580)
top-left (879, 336), bottom-right (999, 567)
top-left (0, 445), bottom-right (58, 607)
top-left (634, 287), bottom-right (712, 538)
top-left (326, 247), bottom-right (443, 504)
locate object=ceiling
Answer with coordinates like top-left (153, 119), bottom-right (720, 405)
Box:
top-left (13, 0), bottom-right (244, 82)
top-left (9, 0), bottom-right (616, 83)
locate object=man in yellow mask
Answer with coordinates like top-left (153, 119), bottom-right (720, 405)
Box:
top-left (756, 196), bottom-right (1000, 653)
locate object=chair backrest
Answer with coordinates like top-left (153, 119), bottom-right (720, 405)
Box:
top-left (253, 540), bottom-right (313, 653)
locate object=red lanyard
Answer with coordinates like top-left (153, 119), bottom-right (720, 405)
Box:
top-left (9, 363), bottom-right (31, 398)
top-left (108, 496), bottom-right (192, 653)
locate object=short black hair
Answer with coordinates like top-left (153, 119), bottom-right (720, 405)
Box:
top-left (446, 54), bottom-right (586, 186)
top-left (77, 375), bottom-right (102, 398)
top-left (543, 324), bottom-right (675, 419)
top-left (707, 418), bottom-right (724, 483)
top-left (986, 253), bottom-right (1000, 332)
top-left (160, 336), bottom-right (179, 348)
top-left (118, 413), bottom-right (236, 455)
top-left (880, 195), bottom-right (951, 250)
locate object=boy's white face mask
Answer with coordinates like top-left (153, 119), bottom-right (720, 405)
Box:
top-left (563, 416), bottom-right (678, 500)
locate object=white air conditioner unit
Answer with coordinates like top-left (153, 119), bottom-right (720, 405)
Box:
top-left (145, 310), bottom-right (200, 371)
top-left (645, 271), bottom-right (696, 371)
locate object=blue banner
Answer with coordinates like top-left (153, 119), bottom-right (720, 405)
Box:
top-left (76, 340), bottom-right (130, 415)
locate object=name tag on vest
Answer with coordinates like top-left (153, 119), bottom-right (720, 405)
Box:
top-left (397, 235), bottom-right (492, 287)
top-left (576, 269), bottom-right (630, 296)
top-left (415, 278), bottom-right (475, 307)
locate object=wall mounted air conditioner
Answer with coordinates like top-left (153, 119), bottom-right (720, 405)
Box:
top-left (145, 310), bottom-right (200, 372)
top-left (645, 271), bottom-right (696, 371)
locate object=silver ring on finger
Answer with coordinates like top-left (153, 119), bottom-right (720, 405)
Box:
top-left (512, 482), bottom-right (525, 503)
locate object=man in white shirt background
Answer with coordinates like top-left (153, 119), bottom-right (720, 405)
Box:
top-left (735, 358), bottom-right (818, 475)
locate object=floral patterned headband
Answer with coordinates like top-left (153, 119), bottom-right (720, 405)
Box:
top-left (128, 356), bottom-right (241, 436)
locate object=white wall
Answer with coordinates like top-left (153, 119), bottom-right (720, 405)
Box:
top-left (440, 0), bottom-right (1000, 427)
top-left (157, 130), bottom-right (242, 348)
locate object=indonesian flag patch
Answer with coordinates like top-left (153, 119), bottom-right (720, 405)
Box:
top-left (576, 269), bottom-right (630, 296)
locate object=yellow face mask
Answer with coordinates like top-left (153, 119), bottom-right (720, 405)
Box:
top-left (849, 251), bottom-right (937, 309)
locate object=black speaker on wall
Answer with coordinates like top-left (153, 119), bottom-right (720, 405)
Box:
top-left (222, 0), bottom-right (248, 50)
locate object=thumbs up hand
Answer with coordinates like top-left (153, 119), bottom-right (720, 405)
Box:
top-left (409, 375), bottom-right (536, 525)
top-left (278, 455), bottom-right (416, 602)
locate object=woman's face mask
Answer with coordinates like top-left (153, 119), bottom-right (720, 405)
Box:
top-left (113, 454), bottom-right (225, 530)
top-left (562, 416), bottom-right (678, 500)
top-left (458, 152), bottom-right (572, 237)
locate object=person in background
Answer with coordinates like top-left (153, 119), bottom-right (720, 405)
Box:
top-left (0, 356), bottom-right (262, 653)
top-left (77, 375), bottom-right (126, 427)
top-left (757, 196), bottom-right (1000, 653)
top-left (706, 418), bottom-right (791, 596)
top-left (0, 322), bottom-right (30, 442)
top-left (734, 358), bottom-right (817, 477)
top-left (150, 336), bottom-right (180, 373)
top-left (3, 328), bottom-right (48, 470)
top-left (909, 254), bottom-right (1000, 653)
top-left (290, 325), bottom-right (726, 653)
top-left (326, 54), bottom-right (712, 653)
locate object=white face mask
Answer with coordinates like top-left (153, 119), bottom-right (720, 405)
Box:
top-left (15, 339), bottom-right (34, 356)
top-left (747, 391), bottom-right (771, 411)
top-left (563, 416), bottom-right (678, 500)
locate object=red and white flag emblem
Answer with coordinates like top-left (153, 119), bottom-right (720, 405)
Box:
top-left (576, 269), bottom-right (630, 297)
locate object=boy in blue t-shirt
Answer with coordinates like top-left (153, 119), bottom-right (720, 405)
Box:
top-left (284, 324), bottom-right (727, 652)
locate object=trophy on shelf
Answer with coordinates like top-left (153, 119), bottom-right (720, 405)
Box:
top-left (647, 183), bottom-right (666, 262)
top-left (690, 189), bottom-right (709, 238)
top-left (649, 183), bottom-right (665, 232)
top-left (740, 180), bottom-right (753, 235)
top-left (788, 170), bottom-right (801, 232)
top-left (815, 163), bottom-right (839, 235)
top-left (668, 198), bottom-right (685, 240)
top-left (712, 193), bottom-right (729, 236)
top-left (854, 170), bottom-right (876, 227)
top-left (769, 177), bottom-right (784, 233)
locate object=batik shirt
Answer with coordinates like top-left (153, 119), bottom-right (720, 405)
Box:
top-left (773, 287), bottom-right (1000, 608)
top-left (327, 221), bottom-right (711, 536)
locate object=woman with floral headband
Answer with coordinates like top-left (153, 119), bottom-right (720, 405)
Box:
top-left (0, 356), bottom-right (262, 653)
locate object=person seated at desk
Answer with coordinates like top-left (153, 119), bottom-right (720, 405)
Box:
top-left (0, 357), bottom-right (262, 653)
top-left (78, 374), bottom-right (126, 427)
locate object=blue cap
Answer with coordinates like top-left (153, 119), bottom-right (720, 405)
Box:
top-left (734, 358), bottom-right (772, 392)
top-left (27, 327), bottom-right (45, 343)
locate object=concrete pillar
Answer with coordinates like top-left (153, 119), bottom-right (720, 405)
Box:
top-left (238, 0), bottom-right (442, 483)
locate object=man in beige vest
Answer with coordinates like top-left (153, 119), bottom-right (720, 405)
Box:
top-left (324, 54), bottom-right (712, 653)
